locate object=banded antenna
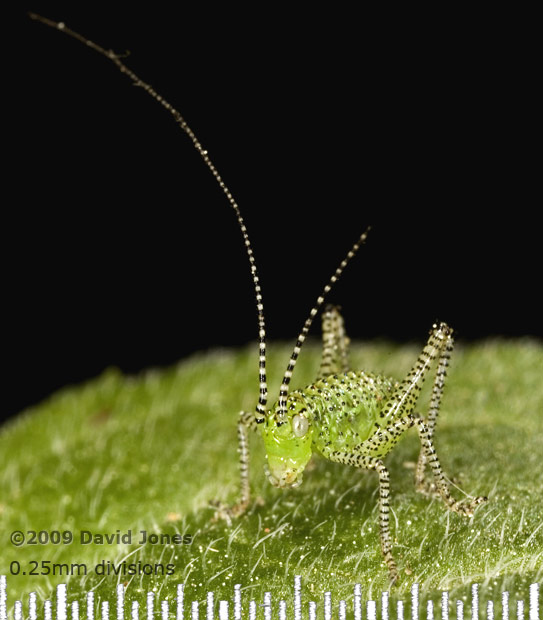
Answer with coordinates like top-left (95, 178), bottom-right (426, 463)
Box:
top-left (275, 228), bottom-right (371, 425)
top-left (28, 13), bottom-right (269, 422)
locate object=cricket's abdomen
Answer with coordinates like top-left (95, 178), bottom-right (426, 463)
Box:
top-left (294, 371), bottom-right (398, 456)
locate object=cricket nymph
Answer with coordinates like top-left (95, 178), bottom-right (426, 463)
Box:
top-left (262, 371), bottom-right (398, 489)
top-left (249, 314), bottom-right (486, 584)
top-left (31, 13), bottom-right (488, 581)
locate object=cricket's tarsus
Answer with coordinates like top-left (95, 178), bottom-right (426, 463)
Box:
top-left (31, 13), bottom-right (488, 582)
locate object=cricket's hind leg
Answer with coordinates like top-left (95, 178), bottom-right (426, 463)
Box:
top-left (413, 322), bottom-right (455, 496)
top-left (413, 416), bottom-right (487, 515)
top-left (378, 323), bottom-right (486, 506)
top-left (410, 324), bottom-right (485, 503)
top-left (374, 322), bottom-right (487, 507)
top-left (317, 305), bottom-right (351, 379)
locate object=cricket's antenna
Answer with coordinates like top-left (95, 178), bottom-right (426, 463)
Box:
top-left (28, 13), bottom-right (268, 422)
top-left (275, 227), bottom-right (371, 425)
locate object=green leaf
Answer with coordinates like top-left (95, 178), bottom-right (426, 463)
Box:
top-left (1, 340), bottom-right (541, 616)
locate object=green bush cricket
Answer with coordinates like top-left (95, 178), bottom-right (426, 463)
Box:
top-left (30, 12), bottom-right (488, 583)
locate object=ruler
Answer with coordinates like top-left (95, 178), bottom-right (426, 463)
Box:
top-left (0, 575), bottom-right (539, 619)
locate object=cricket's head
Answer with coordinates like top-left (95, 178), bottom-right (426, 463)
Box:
top-left (261, 394), bottom-right (313, 489)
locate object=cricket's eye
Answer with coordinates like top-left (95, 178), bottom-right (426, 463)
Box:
top-left (292, 413), bottom-right (309, 437)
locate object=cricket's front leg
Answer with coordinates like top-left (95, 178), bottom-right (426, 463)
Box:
top-left (212, 410), bottom-right (257, 523)
top-left (327, 450), bottom-right (399, 583)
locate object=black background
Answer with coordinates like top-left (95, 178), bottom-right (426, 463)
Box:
top-left (4, 6), bottom-right (540, 424)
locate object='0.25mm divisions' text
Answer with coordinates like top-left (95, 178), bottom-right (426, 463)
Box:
top-left (9, 560), bottom-right (176, 576)
top-left (10, 530), bottom-right (193, 546)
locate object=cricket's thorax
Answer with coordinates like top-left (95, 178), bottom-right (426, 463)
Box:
top-left (261, 370), bottom-right (398, 488)
top-left (295, 370), bottom-right (397, 456)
